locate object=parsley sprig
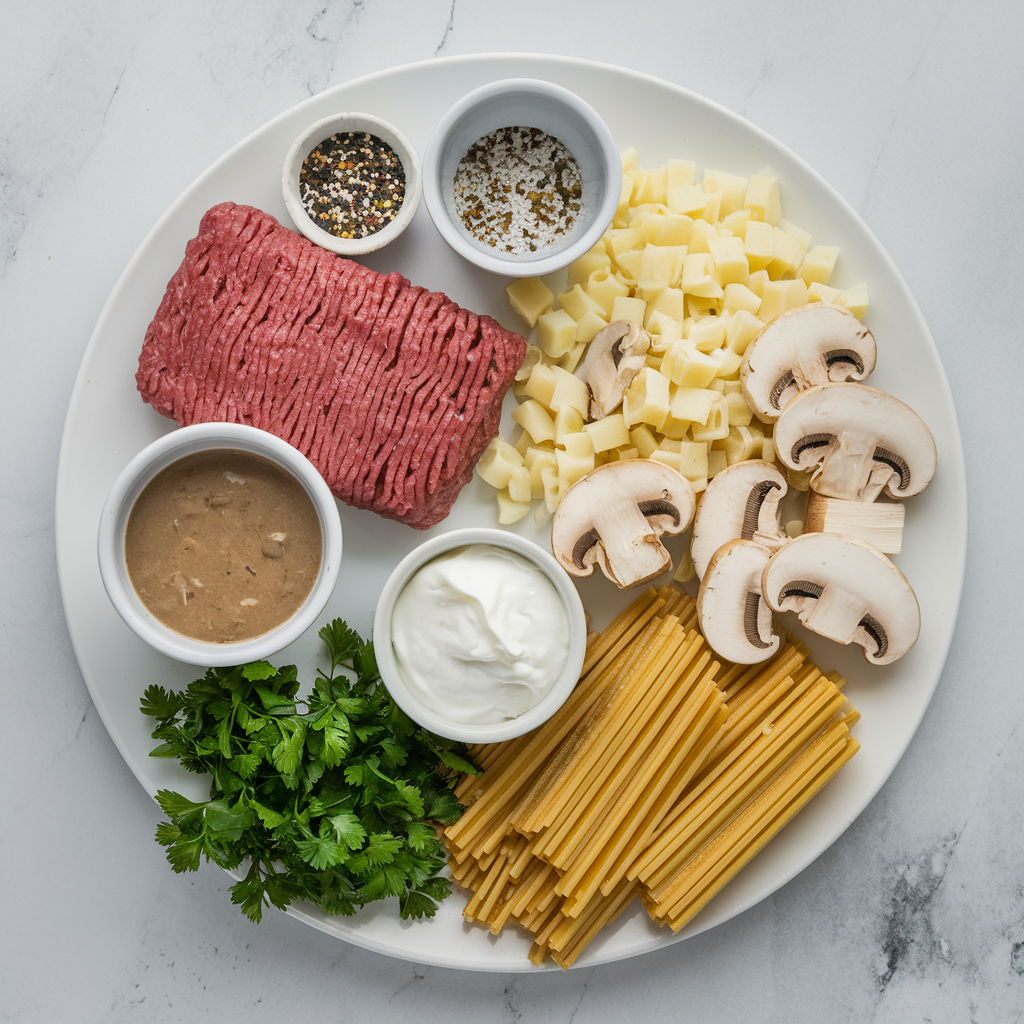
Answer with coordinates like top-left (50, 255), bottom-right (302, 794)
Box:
top-left (140, 619), bottom-right (477, 923)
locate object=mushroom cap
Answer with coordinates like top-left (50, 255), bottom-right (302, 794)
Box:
top-left (575, 320), bottom-right (651, 420)
top-left (772, 383), bottom-right (937, 502)
top-left (761, 532), bottom-right (920, 665)
top-left (551, 460), bottom-right (695, 589)
top-left (690, 460), bottom-right (788, 581)
top-left (696, 539), bottom-right (780, 665)
top-left (740, 304), bottom-right (877, 423)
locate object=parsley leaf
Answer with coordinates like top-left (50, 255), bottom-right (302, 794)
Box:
top-left (142, 618), bottom-right (478, 924)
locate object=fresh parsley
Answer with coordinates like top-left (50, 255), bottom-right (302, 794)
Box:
top-left (140, 619), bottom-right (478, 923)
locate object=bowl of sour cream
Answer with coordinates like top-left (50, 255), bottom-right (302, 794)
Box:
top-left (373, 528), bottom-right (587, 743)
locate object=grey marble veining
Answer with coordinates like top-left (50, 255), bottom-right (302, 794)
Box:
top-left (2, 0), bottom-right (1023, 1020)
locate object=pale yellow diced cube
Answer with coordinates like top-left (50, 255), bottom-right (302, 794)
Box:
top-left (637, 245), bottom-right (686, 292)
top-left (725, 309), bottom-right (766, 355)
top-left (513, 429), bottom-right (531, 456)
top-left (506, 277), bottom-right (553, 328)
top-left (659, 412), bottom-right (691, 440)
top-left (477, 436), bottom-right (524, 489)
top-left (605, 227), bottom-right (645, 258)
top-left (678, 440), bottom-right (710, 482)
top-left (758, 279), bottom-right (809, 322)
top-left (725, 390), bottom-right (754, 427)
top-left (707, 448), bottom-right (728, 480)
top-left (644, 288), bottom-right (687, 324)
top-left (661, 341), bottom-right (719, 387)
top-left (799, 246), bottom-right (840, 286)
top-left (708, 236), bottom-right (750, 287)
top-left (616, 445), bottom-right (640, 461)
top-left (620, 147), bottom-right (639, 172)
top-left (667, 183), bottom-right (707, 218)
top-left (583, 413), bottom-right (630, 452)
top-left (507, 465), bottom-right (532, 504)
top-left (548, 366), bottom-right (590, 417)
top-left (511, 399), bottom-right (556, 443)
top-left (554, 404), bottom-right (585, 443)
top-left (766, 226), bottom-right (802, 280)
top-left (574, 310), bottom-right (608, 346)
top-left (744, 220), bottom-right (774, 271)
top-left (700, 190), bottom-right (722, 224)
top-left (761, 437), bottom-right (776, 465)
top-left (686, 219), bottom-right (718, 255)
top-left (556, 434), bottom-right (596, 494)
top-left (635, 165), bottom-right (667, 205)
top-left (681, 253), bottom-right (723, 298)
top-left (611, 295), bottom-right (648, 326)
top-left (686, 295), bottom-right (723, 320)
top-left (557, 283), bottom-right (604, 323)
top-left (721, 208), bottom-right (752, 237)
top-left (525, 447), bottom-right (557, 500)
top-left (778, 218), bottom-right (812, 267)
top-left (707, 377), bottom-right (726, 393)
top-left (670, 386), bottom-right (718, 425)
top-left (807, 282), bottom-right (840, 304)
top-left (745, 174), bottom-right (781, 225)
top-left (691, 393), bottom-right (729, 441)
top-left (835, 282), bottom-right (869, 319)
top-left (585, 267), bottom-right (629, 317)
top-left (627, 166), bottom-right (648, 204)
top-left (566, 247), bottom-right (612, 288)
top-left (645, 311), bottom-right (684, 351)
top-left (688, 316), bottom-right (727, 352)
top-left (711, 347), bottom-right (742, 379)
top-left (629, 425), bottom-right (658, 458)
top-left (540, 464), bottom-right (560, 513)
top-left (703, 168), bottom-right (748, 218)
top-left (614, 249), bottom-right (644, 285)
top-left (667, 158), bottom-right (696, 189)
top-left (623, 367), bottom-right (671, 430)
top-left (523, 362), bottom-right (557, 407)
top-left (537, 308), bottom-right (578, 359)
top-left (496, 488), bottom-right (531, 524)
top-left (724, 424), bottom-right (765, 464)
top-left (722, 282), bottom-right (763, 315)
top-left (747, 268), bottom-right (770, 297)
top-left (613, 175), bottom-right (633, 224)
top-left (653, 214), bottom-right (693, 246)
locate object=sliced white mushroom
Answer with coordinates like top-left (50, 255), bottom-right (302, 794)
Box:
top-left (690, 460), bottom-right (788, 581)
top-left (772, 383), bottom-right (936, 502)
top-left (761, 533), bottom-right (920, 665)
top-left (551, 460), bottom-right (695, 589)
top-left (574, 320), bottom-right (651, 420)
top-left (740, 304), bottom-right (877, 423)
top-left (696, 539), bottom-right (781, 665)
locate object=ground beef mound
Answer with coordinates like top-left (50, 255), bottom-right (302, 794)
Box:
top-left (137, 202), bottom-right (526, 529)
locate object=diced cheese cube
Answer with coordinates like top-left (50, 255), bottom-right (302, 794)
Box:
top-left (711, 347), bottom-right (742, 379)
top-left (554, 404), bottom-right (584, 443)
top-left (686, 219), bottom-right (718, 255)
top-left (511, 399), bottom-right (556, 443)
top-left (638, 245), bottom-right (687, 292)
top-left (496, 488), bottom-right (531, 524)
top-left (661, 341), bottom-right (719, 388)
top-left (708, 236), bottom-right (750, 287)
top-left (835, 282), bottom-right (869, 318)
top-left (557, 284), bottom-right (604, 322)
top-left (667, 183), bottom-right (707, 218)
top-left (725, 309), bottom-right (766, 355)
top-left (799, 245), bottom-right (840, 286)
top-left (721, 208), bottom-right (752, 237)
top-left (574, 310), bottom-right (608, 346)
top-left (758, 279), bottom-right (809, 322)
top-left (778, 218), bottom-right (812, 268)
top-left (688, 316), bottom-right (727, 352)
top-left (629, 425), bottom-right (658, 458)
top-left (681, 253), bottom-right (724, 298)
top-left (611, 295), bottom-right (648, 326)
top-left (585, 267), bottom-right (629, 317)
top-left (645, 311), bottom-right (684, 351)
top-left (566, 246), bottom-right (612, 287)
top-left (744, 174), bottom-right (781, 225)
top-left (690, 393), bottom-right (729, 441)
top-left (670, 386), bottom-right (718, 425)
top-left (703, 168), bottom-right (748, 218)
top-left (537, 308), bottom-right (578, 358)
top-left (507, 465), bottom-right (532, 503)
top-left (634, 165), bottom-right (667, 205)
top-left (667, 158), bottom-right (696, 189)
top-left (645, 288), bottom-right (687, 324)
top-left (548, 366), bottom-right (590, 417)
top-left (559, 341), bottom-right (588, 373)
top-left (725, 390), bottom-right (754, 427)
top-left (676, 441), bottom-right (709, 482)
top-left (477, 437), bottom-right (524, 489)
top-left (707, 448), bottom-right (728, 479)
top-left (605, 227), bottom-right (645, 257)
top-left (700, 190), bottom-right (722, 224)
top-left (556, 434), bottom-right (595, 495)
top-left (766, 226), bottom-right (802, 280)
top-left (622, 367), bottom-right (671, 430)
top-left (616, 446), bottom-right (640, 461)
top-left (807, 282), bottom-right (840, 304)
top-left (523, 362), bottom-right (557, 407)
top-left (747, 268), bottom-right (770, 297)
top-left (524, 446), bottom-right (557, 500)
top-left (505, 277), bottom-right (553, 327)
top-left (615, 248), bottom-right (644, 285)
top-left (744, 220), bottom-right (774, 271)
top-left (541, 464), bottom-right (560, 513)
top-left (722, 282), bottom-right (763, 315)
top-left (583, 413), bottom-right (630, 452)
top-left (653, 214), bottom-right (693, 246)
top-left (724, 425), bottom-right (765, 465)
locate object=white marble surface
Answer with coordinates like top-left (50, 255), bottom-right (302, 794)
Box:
top-left (2, 0), bottom-right (1022, 1019)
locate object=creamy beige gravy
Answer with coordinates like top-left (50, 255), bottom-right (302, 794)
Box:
top-left (125, 449), bottom-right (322, 643)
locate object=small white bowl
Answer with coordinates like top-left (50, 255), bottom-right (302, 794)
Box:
top-left (373, 528), bottom-right (587, 743)
top-left (422, 79), bottom-right (622, 276)
top-left (97, 423), bottom-right (343, 666)
top-left (282, 112), bottom-right (421, 256)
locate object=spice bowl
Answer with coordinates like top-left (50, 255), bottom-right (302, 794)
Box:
top-left (282, 112), bottom-right (422, 256)
top-left (422, 79), bottom-right (621, 276)
top-left (373, 528), bottom-right (588, 744)
top-left (97, 423), bottom-right (343, 666)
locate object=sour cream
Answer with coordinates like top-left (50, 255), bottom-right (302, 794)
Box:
top-left (390, 544), bottom-right (570, 725)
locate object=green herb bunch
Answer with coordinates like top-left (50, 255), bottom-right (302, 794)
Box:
top-left (140, 619), bottom-right (477, 923)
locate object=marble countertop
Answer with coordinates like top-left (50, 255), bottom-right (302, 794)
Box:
top-left (2, 1), bottom-right (1022, 1020)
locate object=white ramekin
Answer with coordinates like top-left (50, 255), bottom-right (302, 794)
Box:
top-left (422, 78), bottom-right (622, 276)
top-left (97, 422), bottom-right (343, 666)
top-left (282, 112), bottom-right (422, 256)
top-left (373, 527), bottom-right (587, 743)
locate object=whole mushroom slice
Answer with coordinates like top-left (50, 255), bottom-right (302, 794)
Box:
top-left (551, 460), bottom-right (695, 589)
top-left (773, 383), bottom-right (937, 502)
top-left (761, 533), bottom-right (920, 666)
top-left (574, 320), bottom-right (651, 420)
top-left (697, 539), bottom-right (781, 665)
top-left (690, 460), bottom-right (788, 581)
top-left (741, 304), bottom-right (877, 423)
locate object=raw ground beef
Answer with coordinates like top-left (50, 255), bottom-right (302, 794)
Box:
top-left (137, 202), bottom-right (526, 528)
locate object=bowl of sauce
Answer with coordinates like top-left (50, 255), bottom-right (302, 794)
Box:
top-left (373, 528), bottom-right (587, 743)
top-left (422, 79), bottom-right (621, 276)
top-left (97, 423), bottom-right (342, 665)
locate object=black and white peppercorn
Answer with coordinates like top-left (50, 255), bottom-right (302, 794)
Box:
top-left (299, 131), bottom-right (406, 239)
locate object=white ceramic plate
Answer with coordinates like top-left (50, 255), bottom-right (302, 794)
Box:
top-left (55, 54), bottom-right (967, 972)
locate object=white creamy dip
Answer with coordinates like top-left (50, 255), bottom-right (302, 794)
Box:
top-left (390, 544), bottom-right (570, 725)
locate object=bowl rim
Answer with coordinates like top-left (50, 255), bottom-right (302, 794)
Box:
top-left (372, 527), bottom-right (588, 743)
top-left (421, 77), bottom-right (622, 276)
top-left (96, 422), bottom-right (343, 666)
top-left (281, 111), bottom-right (422, 256)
